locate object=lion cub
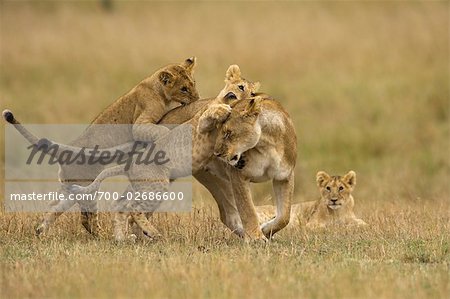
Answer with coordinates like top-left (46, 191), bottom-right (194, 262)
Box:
top-left (257, 171), bottom-right (366, 229)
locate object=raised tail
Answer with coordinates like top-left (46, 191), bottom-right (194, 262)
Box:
top-left (67, 164), bottom-right (127, 194)
top-left (3, 109), bottom-right (42, 145)
top-left (3, 109), bottom-right (139, 159)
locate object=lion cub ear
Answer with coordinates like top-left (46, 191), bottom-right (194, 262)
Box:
top-left (316, 171), bottom-right (331, 188)
top-left (250, 82), bottom-right (261, 95)
top-left (225, 65), bottom-right (241, 82)
top-left (243, 98), bottom-right (262, 117)
top-left (182, 57), bottom-right (197, 74)
top-left (343, 171), bottom-right (356, 188)
top-left (159, 71), bottom-right (174, 86)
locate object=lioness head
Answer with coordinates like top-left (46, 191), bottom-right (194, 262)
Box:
top-left (214, 97), bottom-right (263, 166)
top-left (157, 57), bottom-right (200, 105)
top-left (217, 65), bottom-right (261, 103)
top-left (316, 170), bottom-right (356, 210)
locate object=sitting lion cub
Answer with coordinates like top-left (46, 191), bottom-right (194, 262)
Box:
top-left (257, 171), bottom-right (366, 229)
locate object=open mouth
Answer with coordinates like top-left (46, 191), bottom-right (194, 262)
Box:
top-left (228, 154), bottom-right (241, 166)
top-left (328, 203), bottom-right (342, 210)
top-left (235, 157), bottom-right (246, 169)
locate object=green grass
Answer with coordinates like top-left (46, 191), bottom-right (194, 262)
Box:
top-left (0, 2), bottom-right (449, 298)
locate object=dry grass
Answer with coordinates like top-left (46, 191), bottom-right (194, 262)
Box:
top-left (0, 2), bottom-right (449, 299)
top-left (1, 200), bottom-right (449, 299)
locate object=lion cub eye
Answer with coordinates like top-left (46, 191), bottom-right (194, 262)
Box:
top-left (238, 85), bottom-right (245, 91)
top-left (339, 186), bottom-right (344, 192)
top-left (326, 186), bottom-right (331, 192)
top-left (181, 86), bottom-right (188, 93)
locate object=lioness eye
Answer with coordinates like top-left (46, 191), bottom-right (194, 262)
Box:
top-left (238, 85), bottom-right (245, 91)
top-left (326, 186), bottom-right (331, 192)
top-left (181, 86), bottom-right (188, 92)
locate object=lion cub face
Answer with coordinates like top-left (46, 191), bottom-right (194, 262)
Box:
top-left (217, 65), bottom-right (261, 102)
top-left (214, 97), bottom-right (263, 166)
top-left (158, 57), bottom-right (200, 106)
top-left (316, 171), bottom-right (356, 210)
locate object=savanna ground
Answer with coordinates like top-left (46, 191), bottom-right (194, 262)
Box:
top-left (0, 2), bottom-right (449, 298)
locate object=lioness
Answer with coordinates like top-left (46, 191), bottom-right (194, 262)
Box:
top-left (3, 57), bottom-right (199, 236)
top-left (159, 65), bottom-right (260, 235)
top-left (212, 96), bottom-right (297, 239)
top-left (257, 171), bottom-right (367, 228)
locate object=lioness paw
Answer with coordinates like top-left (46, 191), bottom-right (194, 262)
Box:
top-left (208, 104), bottom-right (232, 122)
top-left (198, 104), bottom-right (232, 133)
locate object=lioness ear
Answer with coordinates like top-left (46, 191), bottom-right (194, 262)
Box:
top-left (243, 98), bottom-right (262, 117)
top-left (159, 71), bottom-right (174, 86)
top-left (343, 171), bottom-right (356, 188)
top-left (225, 65), bottom-right (241, 82)
top-left (316, 171), bottom-right (330, 187)
top-left (182, 57), bottom-right (197, 74)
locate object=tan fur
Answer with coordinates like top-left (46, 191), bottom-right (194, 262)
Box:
top-left (212, 96), bottom-right (297, 240)
top-left (257, 171), bottom-right (367, 228)
top-left (155, 65), bottom-right (260, 238)
top-left (69, 65), bottom-right (261, 241)
top-left (89, 57), bottom-right (199, 126)
top-left (4, 57), bottom-right (200, 236)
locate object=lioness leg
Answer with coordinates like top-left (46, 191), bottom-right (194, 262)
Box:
top-left (261, 172), bottom-right (294, 238)
top-left (194, 169), bottom-right (244, 237)
top-left (229, 168), bottom-right (266, 241)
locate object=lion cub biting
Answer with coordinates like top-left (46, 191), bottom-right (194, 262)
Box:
top-left (257, 171), bottom-right (366, 229)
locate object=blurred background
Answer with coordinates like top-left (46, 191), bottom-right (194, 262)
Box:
top-left (1, 1), bottom-right (448, 206)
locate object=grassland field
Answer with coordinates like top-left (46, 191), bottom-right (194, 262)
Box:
top-left (0, 2), bottom-right (449, 299)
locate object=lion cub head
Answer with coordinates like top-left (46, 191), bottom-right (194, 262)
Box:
top-left (196, 65), bottom-right (261, 137)
top-left (156, 57), bottom-right (200, 106)
top-left (217, 65), bottom-right (261, 103)
top-left (316, 170), bottom-right (356, 210)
